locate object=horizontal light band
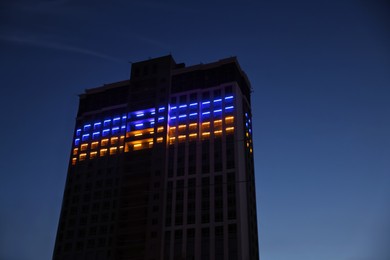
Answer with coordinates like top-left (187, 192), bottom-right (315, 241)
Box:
top-left (72, 93), bottom-right (237, 163)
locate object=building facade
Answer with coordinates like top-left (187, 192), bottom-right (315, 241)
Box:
top-left (53, 55), bottom-right (259, 260)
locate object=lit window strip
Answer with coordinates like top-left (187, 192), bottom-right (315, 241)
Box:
top-left (73, 94), bottom-right (236, 163)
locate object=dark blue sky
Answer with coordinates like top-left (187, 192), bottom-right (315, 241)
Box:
top-left (1, 0), bottom-right (389, 259)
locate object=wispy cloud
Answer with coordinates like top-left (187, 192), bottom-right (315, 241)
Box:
top-left (0, 34), bottom-right (123, 62)
top-left (131, 33), bottom-right (171, 50)
top-left (131, 0), bottom-right (200, 14)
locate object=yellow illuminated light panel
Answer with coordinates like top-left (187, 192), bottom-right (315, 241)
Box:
top-left (178, 124), bottom-right (186, 129)
top-left (79, 153), bottom-right (87, 161)
top-left (133, 143), bottom-right (143, 151)
top-left (214, 119), bottom-right (222, 125)
top-left (189, 133), bottom-right (197, 137)
top-left (157, 127), bottom-right (164, 133)
top-left (72, 158), bottom-right (77, 165)
top-left (189, 123), bottom-right (197, 127)
top-left (100, 149), bottom-right (107, 156)
top-left (90, 151), bottom-right (97, 159)
top-left (157, 137), bottom-right (163, 143)
top-left (134, 133), bottom-right (143, 137)
top-left (73, 148), bottom-right (79, 155)
top-left (91, 142), bottom-right (98, 149)
top-left (226, 127), bottom-right (234, 133)
top-left (225, 116), bottom-right (234, 123)
top-left (202, 122), bottom-right (210, 126)
top-left (178, 135), bottom-right (186, 140)
top-left (101, 139), bottom-right (109, 146)
top-left (80, 144), bottom-right (88, 151)
top-left (202, 132), bottom-right (210, 136)
top-left (169, 128), bottom-right (176, 135)
top-left (110, 147), bottom-right (117, 155)
top-left (124, 143), bottom-right (130, 153)
top-left (111, 137), bottom-right (118, 145)
top-left (214, 130), bottom-right (223, 134)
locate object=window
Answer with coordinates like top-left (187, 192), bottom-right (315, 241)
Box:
top-left (190, 93), bottom-right (197, 102)
top-left (80, 144), bottom-right (88, 151)
top-left (214, 89), bottom-right (221, 98)
top-left (179, 95), bottom-right (186, 103)
top-left (101, 139), bottom-right (109, 147)
top-left (91, 142), bottom-right (98, 149)
top-left (100, 149), bottom-right (107, 157)
top-left (225, 85), bottom-right (233, 94)
top-left (201, 228), bottom-right (210, 259)
top-left (90, 151), bottom-right (97, 159)
top-left (110, 137), bottom-right (118, 145)
top-left (79, 153), bottom-right (87, 161)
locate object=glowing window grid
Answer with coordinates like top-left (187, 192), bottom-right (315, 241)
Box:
top-left (71, 95), bottom-right (235, 164)
top-left (245, 112), bottom-right (253, 153)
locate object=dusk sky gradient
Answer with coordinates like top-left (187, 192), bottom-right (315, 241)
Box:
top-left (1, 0), bottom-right (389, 259)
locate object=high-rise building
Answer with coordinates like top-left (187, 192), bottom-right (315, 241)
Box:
top-left (53, 55), bottom-right (258, 260)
